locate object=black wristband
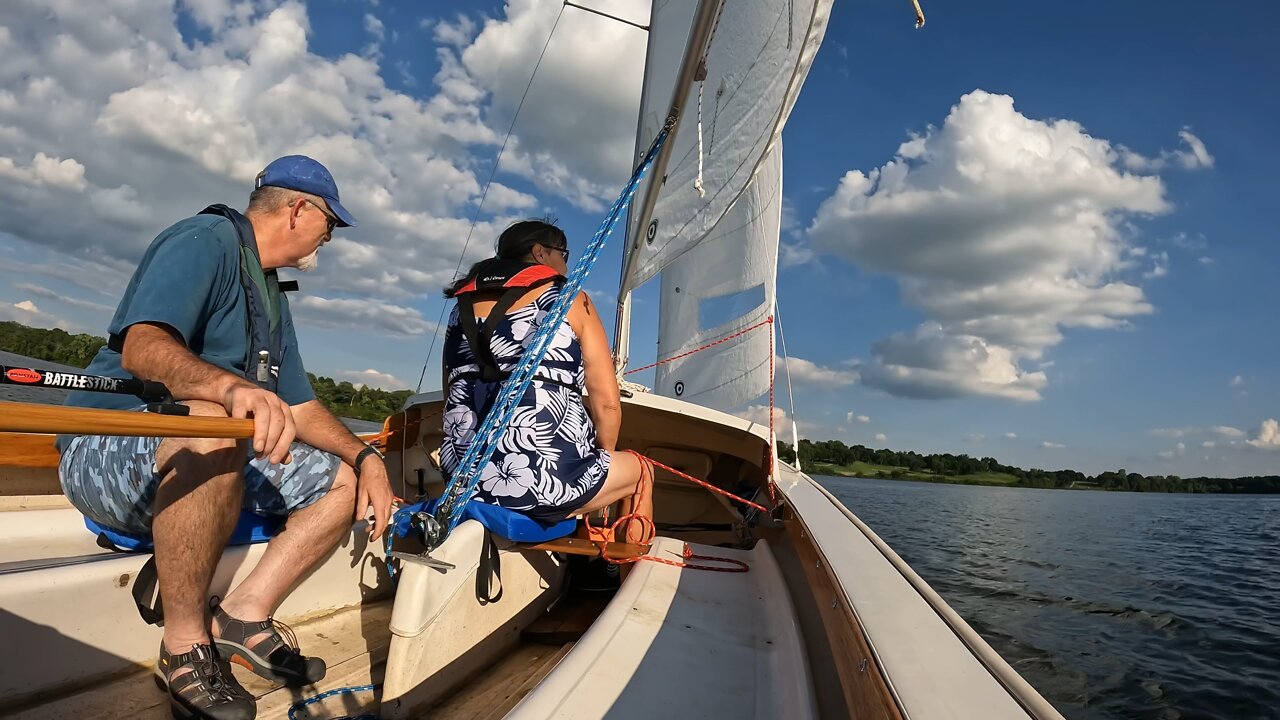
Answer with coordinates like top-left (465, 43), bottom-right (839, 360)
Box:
top-left (354, 445), bottom-right (383, 477)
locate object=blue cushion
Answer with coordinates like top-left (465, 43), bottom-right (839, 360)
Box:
top-left (419, 499), bottom-right (577, 543)
top-left (85, 510), bottom-right (283, 552)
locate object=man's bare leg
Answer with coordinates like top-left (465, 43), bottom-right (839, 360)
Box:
top-left (215, 463), bottom-right (356, 624)
top-left (152, 400), bottom-right (248, 654)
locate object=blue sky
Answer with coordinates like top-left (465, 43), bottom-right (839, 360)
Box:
top-left (0, 0), bottom-right (1276, 477)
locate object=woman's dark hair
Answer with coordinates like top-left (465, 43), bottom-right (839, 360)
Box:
top-left (443, 219), bottom-right (567, 298)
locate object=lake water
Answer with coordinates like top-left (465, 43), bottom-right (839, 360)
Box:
top-left (817, 475), bottom-right (1280, 720)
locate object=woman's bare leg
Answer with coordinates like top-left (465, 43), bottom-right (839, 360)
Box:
top-left (576, 450), bottom-right (653, 542)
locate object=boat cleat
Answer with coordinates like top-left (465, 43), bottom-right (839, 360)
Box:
top-left (389, 550), bottom-right (455, 572)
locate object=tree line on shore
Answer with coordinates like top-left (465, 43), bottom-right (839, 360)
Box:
top-left (1, 321), bottom-right (411, 422)
top-left (778, 438), bottom-right (1280, 494)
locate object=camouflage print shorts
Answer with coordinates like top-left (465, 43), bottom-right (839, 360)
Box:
top-left (59, 430), bottom-right (341, 536)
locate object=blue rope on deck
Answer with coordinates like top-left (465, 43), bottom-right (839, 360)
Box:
top-left (287, 683), bottom-right (381, 720)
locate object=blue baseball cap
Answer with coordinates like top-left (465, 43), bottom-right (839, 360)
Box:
top-left (255, 155), bottom-right (357, 228)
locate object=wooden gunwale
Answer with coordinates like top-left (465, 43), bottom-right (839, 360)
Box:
top-left (785, 503), bottom-right (904, 719)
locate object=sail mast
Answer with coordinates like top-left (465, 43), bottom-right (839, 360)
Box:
top-left (612, 0), bottom-right (724, 374)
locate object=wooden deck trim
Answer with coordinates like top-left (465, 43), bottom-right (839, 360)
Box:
top-left (0, 433), bottom-right (60, 469)
top-left (786, 506), bottom-right (904, 720)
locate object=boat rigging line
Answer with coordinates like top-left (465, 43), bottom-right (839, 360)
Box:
top-left (775, 302), bottom-right (802, 473)
top-left (563, 2), bottom-right (650, 32)
top-left (414, 3), bottom-right (569, 393)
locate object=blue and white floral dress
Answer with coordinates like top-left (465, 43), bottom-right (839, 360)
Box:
top-left (440, 284), bottom-right (610, 524)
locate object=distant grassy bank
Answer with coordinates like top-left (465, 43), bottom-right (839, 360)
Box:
top-left (808, 461), bottom-right (1026, 488)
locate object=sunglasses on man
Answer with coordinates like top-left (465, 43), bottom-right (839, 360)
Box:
top-left (304, 198), bottom-right (338, 233)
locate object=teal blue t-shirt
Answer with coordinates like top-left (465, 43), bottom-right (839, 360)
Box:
top-left (63, 214), bottom-right (315, 416)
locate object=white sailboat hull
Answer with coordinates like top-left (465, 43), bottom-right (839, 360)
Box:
top-left (0, 390), bottom-right (1062, 719)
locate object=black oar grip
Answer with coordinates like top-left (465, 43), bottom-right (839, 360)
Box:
top-left (136, 379), bottom-right (171, 402)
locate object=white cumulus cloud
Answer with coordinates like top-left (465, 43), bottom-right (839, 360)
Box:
top-left (1119, 128), bottom-right (1215, 172)
top-left (783, 356), bottom-right (858, 387)
top-left (0, 299), bottom-right (82, 333)
top-left (736, 404), bottom-right (789, 429)
top-left (808, 90), bottom-right (1186, 401)
top-left (0, 0), bottom-right (650, 377)
top-left (1157, 441), bottom-right (1187, 460)
top-left (292, 295), bottom-right (435, 337)
top-left (1247, 419), bottom-right (1280, 450)
top-left (336, 368), bottom-right (409, 391)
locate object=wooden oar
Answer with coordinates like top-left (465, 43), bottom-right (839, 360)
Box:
top-left (0, 401), bottom-right (253, 438)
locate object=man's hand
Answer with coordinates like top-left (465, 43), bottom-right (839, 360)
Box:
top-left (354, 455), bottom-right (394, 540)
top-left (223, 382), bottom-right (296, 464)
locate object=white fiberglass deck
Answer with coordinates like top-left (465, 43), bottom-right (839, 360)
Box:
top-left (508, 536), bottom-right (815, 720)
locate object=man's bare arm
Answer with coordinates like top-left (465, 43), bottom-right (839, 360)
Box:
top-left (120, 321), bottom-right (296, 463)
top-left (291, 399), bottom-right (368, 465)
top-left (121, 322), bottom-right (246, 403)
top-left (292, 400), bottom-right (395, 540)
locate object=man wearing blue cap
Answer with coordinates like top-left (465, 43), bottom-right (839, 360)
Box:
top-left (57, 156), bottom-right (393, 720)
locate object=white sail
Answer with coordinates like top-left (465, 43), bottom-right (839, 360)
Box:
top-left (654, 145), bottom-right (781, 411)
top-left (621, 0), bottom-right (831, 296)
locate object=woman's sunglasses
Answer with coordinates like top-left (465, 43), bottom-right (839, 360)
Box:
top-left (543, 243), bottom-right (569, 262)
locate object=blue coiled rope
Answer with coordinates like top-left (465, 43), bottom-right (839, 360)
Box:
top-left (429, 127), bottom-right (670, 542)
top-left (287, 683), bottom-right (379, 720)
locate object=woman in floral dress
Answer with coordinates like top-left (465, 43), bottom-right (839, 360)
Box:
top-left (438, 220), bottom-right (652, 542)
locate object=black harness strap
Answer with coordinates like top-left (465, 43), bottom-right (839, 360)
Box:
top-left (198, 204), bottom-right (284, 393)
top-left (457, 282), bottom-right (553, 383)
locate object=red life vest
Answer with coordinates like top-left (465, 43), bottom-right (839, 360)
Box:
top-left (453, 260), bottom-right (568, 386)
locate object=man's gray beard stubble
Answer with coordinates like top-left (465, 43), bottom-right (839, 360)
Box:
top-left (297, 251), bottom-right (318, 272)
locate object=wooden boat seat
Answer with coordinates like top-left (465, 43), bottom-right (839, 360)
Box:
top-left (505, 536), bottom-right (817, 719)
top-left (519, 535), bottom-right (650, 558)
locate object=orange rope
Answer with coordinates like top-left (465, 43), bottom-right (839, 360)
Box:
top-left (624, 316), bottom-right (775, 376)
top-left (582, 450), bottom-right (754, 573)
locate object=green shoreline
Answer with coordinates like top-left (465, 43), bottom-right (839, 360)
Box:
top-left (783, 440), bottom-right (1280, 494)
top-left (806, 461), bottom-right (1107, 489)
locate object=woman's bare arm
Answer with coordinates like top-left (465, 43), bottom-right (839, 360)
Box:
top-left (572, 292), bottom-right (622, 451)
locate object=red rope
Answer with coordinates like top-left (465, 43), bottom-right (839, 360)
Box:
top-left (643, 453), bottom-right (768, 514)
top-left (767, 316), bottom-right (778, 508)
top-left (624, 316), bottom-right (775, 376)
